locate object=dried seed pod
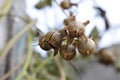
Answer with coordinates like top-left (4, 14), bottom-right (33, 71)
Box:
top-left (58, 28), bottom-right (68, 39)
top-left (39, 36), bottom-right (52, 50)
top-left (65, 20), bottom-right (90, 38)
top-left (60, 0), bottom-right (77, 9)
top-left (39, 31), bottom-right (62, 49)
top-left (39, 30), bottom-right (63, 56)
top-left (77, 36), bottom-right (96, 56)
top-left (97, 48), bottom-right (116, 65)
top-left (60, 44), bottom-right (76, 60)
top-left (44, 31), bottom-right (62, 49)
top-left (60, 0), bottom-right (71, 9)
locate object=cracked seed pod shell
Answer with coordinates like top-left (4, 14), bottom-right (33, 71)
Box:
top-left (77, 38), bottom-right (96, 56)
top-left (45, 31), bottom-right (62, 48)
top-left (39, 36), bottom-right (52, 50)
top-left (68, 21), bottom-right (86, 38)
top-left (58, 29), bottom-right (68, 39)
top-left (44, 31), bottom-right (56, 42)
top-left (60, 44), bottom-right (76, 60)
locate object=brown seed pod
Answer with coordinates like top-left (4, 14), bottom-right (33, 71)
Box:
top-left (77, 36), bottom-right (96, 56)
top-left (39, 30), bottom-right (62, 52)
top-left (60, 0), bottom-right (78, 9)
top-left (97, 48), bottom-right (116, 65)
top-left (45, 31), bottom-right (62, 48)
top-left (65, 20), bottom-right (90, 38)
top-left (39, 35), bottom-right (52, 50)
top-left (60, 44), bottom-right (76, 60)
top-left (39, 30), bottom-right (63, 56)
top-left (60, 0), bottom-right (71, 9)
top-left (58, 28), bottom-right (68, 39)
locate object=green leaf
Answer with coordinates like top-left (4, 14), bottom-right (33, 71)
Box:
top-left (0, 0), bottom-right (13, 21)
top-left (90, 27), bottom-right (99, 39)
top-left (35, 0), bottom-right (52, 9)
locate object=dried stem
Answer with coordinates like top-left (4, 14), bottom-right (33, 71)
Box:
top-left (68, 61), bottom-right (83, 80)
top-left (54, 57), bottom-right (66, 80)
top-left (0, 57), bottom-right (25, 80)
top-left (94, 7), bottom-right (110, 30)
top-left (35, 54), bottom-right (54, 72)
top-left (0, 19), bottom-right (36, 62)
top-left (12, 14), bottom-right (44, 34)
top-left (54, 0), bottom-right (69, 17)
top-left (15, 31), bottom-right (33, 80)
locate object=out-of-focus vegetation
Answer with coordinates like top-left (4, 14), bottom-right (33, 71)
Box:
top-left (0, 0), bottom-right (120, 80)
top-left (0, 0), bottom-right (12, 21)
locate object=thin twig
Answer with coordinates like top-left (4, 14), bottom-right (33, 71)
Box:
top-left (0, 57), bottom-right (25, 80)
top-left (12, 14), bottom-right (44, 35)
top-left (15, 31), bottom-right (33, 80)
top-left (68, 61), bottom-right (83, 80)
top-left (54, 57), bottom-right (66, 80)
top-left (54, 0), bottom-right (69, 17)
top-left (0, 19), bottom-right (36, 62)
top-left (35, 54), bottom-right (54, 72)
top-left (94, 6), bottom-right (110, 30)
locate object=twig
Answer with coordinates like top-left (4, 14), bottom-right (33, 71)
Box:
top-left (68, 61), bottom-right (83, 80)
top-left (0, 57), bottom-right (25, 80)
top-left (15, 31), bottom-right (33, 80)
top-left (11, 14), bottom-right (30, 22)
top-left (0, 19), bottom-right (36, 62)
top-left (11, 14), bottom-right (44, 36)
top-left (35, 54), bottom-right (54, 72)
top-left (54, 0), bottom-right (69, 17)
top-left (54, 57), bottom-right (66, 80)
top-left (0, 0), bottom-right (13, 21)
top-left (94, 7), bottom-right (110, 30)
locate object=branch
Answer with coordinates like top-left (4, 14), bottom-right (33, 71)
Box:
top-left (68, 61), bottom-right (83, 80)
top-left (0, 19), bottom-right (36, 62)
top-left (54, 0), bottom-right (69, 17)
top-left (15, 31), bottom-right (33, 80)
top-left (54, 57), bottom-right (66, 80)
top-left (0, 0), bottom-right (13, 21)
top-left (35, 54), bottom-right (54, 72)
top-left (0, 57), bottom-right (25, 80)
top-left (94, 7), bottom-right (110, 30)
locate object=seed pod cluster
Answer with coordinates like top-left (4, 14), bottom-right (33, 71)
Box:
top-left (38, 16), bottom-right (96, 60)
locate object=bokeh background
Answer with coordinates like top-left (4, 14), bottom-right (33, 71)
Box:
top-left (0, 0), bottom-right (120, 80)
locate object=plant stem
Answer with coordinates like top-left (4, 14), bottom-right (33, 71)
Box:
top-left (0, 19), bottom-right (36, 61)
top-left (15, 31), bottom-right (33, 80)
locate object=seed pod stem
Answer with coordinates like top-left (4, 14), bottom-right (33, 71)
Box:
top-left (54, 48), bottom-right (59, 56)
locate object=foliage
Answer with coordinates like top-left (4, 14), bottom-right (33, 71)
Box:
top-left (35, 0), bottom-right (52, 9)
top-left (0, 0), bottom-right (13, 21)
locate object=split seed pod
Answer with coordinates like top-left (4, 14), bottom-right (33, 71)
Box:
top-left (39, 31), bottom-right (62, 56)
top-left (45, 31), bottom-right (62, 48)
top-left (60, 44), bottom-right (76, 60)
top-left (39, 35), bottom-right (52, 50)
top-left (77, 36), bottom-right (96, 56)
